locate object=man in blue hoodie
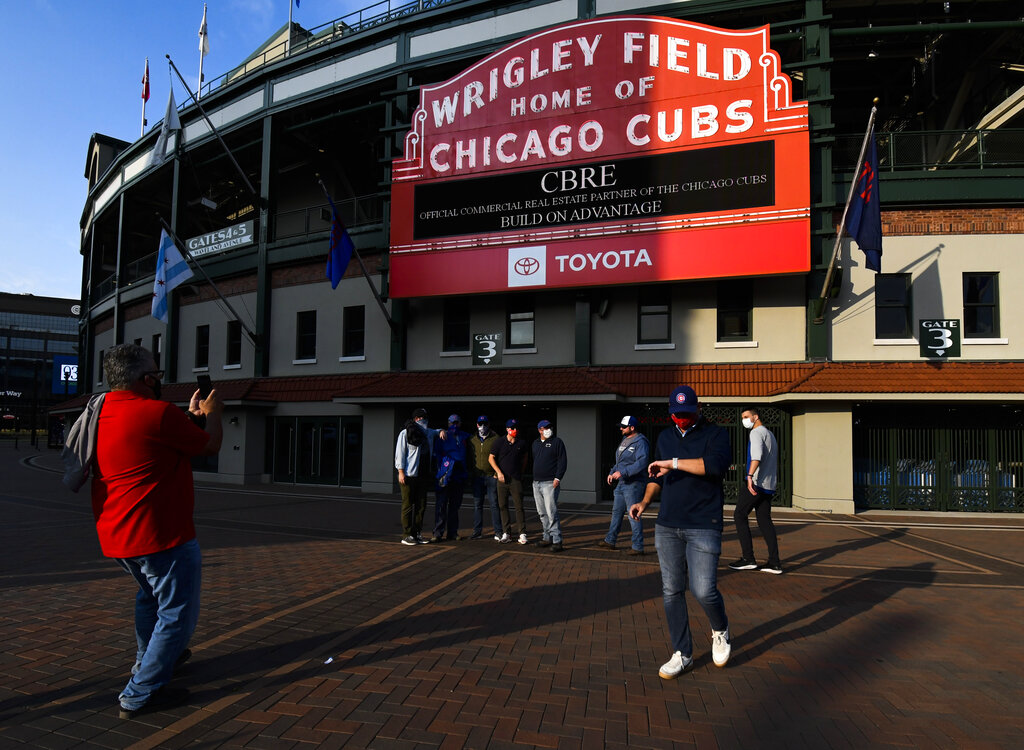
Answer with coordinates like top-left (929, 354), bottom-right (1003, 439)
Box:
top-left (432, 414), bottom-right (469, 542)
top-left (629, 385), bottom-right (732, 679)
top-left (599, 415), bottom-right (650, 555)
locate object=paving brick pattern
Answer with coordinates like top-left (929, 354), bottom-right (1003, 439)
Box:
top-left (1, 444), bottom-right (1022, 748)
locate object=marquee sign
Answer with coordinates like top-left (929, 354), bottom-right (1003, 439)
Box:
top-left (389, 16), bottom-right (810, 297)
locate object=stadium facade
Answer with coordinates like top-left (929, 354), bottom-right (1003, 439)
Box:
top-left (71, 0), bottom-right (1024, 513)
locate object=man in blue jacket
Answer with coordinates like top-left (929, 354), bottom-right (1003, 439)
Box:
top-left (599, 415), bottom-right (650, 555)
top-left (432, 414), bottom-right (469, 542)
top-left (629, 385), bottom-right (732, 678)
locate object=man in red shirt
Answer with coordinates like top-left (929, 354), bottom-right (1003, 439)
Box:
top-left (91, 344), bottom-right (223, 719)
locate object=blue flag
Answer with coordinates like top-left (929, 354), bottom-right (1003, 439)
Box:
top-left (845, 124), bottom-right (882, 272)
top-left (152, 230), bottom-right (194, 322)
top-left (325, 195), bottom-right (354, 289)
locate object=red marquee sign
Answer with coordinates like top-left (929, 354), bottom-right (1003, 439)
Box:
top-left (389, 16), bottom-right (809, 297)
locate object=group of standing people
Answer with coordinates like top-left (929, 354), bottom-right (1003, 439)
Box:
top-left (394, 410), bottom-right (568, 552)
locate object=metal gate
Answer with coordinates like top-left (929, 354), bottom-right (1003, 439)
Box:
top-left (854, 408), bottom-right (1024, 512)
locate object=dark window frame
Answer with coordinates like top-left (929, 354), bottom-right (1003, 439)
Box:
top-left (295, 310), bottom-right (317, 360)
top-left (637, 287), bottom-right (671, 345)
top-left (963, 272), bottom-right (999, 338)
top-left (226, 320), bottom-right (242, 366)
top-left (195, 324), bottom-right (210, 369)
top-left (716, 279), bottom-right (754, 342)
top-left (506, 296), bottom-right (535, 349)
top-left (875, 273), bottom-right (913, 339)
top-left (442, 298), bottom-right (470, 352)
top-left (342, 305), bottom-right (365, 357)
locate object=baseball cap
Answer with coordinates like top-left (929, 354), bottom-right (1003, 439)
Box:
top-left (412, 408), bottom-right (428, 420)
top-left (668, 385), bottom-right (699, 414)
top-left (537, 419), bottom-right (552, 429)
top-left (477, 415), bottom-right (489, 424)
top-left (448, 414), bottom-right (461, 424)
top-left (506, 418), bottom-right (518, 429)
top-left (619, 415), bottom-right (638, 427)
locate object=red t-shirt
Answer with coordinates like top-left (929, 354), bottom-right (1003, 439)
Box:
top-left (91, 391), bottom-right (211, 558)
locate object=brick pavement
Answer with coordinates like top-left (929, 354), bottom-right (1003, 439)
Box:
top-left (1, 442), bottom-right (1022, 749)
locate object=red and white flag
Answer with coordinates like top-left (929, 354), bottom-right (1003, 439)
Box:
top-left (142, 58), bottom-right (150, 102)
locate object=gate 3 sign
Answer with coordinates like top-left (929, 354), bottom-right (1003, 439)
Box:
top-left (919, 320), bottom-right (961, 359)
top-left (390, 16), bottom-right (810, 297)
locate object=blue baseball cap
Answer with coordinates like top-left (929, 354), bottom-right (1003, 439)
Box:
top-left (477, 415), bottom-right (489, 424)
top-left (506, 419), bottom-right (518, 429)
top-left (537, 419), bottom-right (552, 429)
top-left (669, 386), bottom-right (699, 414)
top-left (448, 414), bottom-right (461, 424)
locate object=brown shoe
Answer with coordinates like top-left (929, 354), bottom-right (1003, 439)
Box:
top-left (597, 540), bottom-right (617, 550)
top-left (627, 548), bottom-right (645, 556)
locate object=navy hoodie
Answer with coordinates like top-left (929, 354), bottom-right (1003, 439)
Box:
top-left (651, 417), bottom-right (731, 530)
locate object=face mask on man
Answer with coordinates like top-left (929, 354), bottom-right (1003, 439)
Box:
top-left (671, 413), bottom-right (697, 432)
top-left (741, 417), bottom-right (754, 430)
top-left (507, 428), bottom-right (517, 439)
top-left (478, 424), bottom-right (489, 437)
top-left (541, 429), bottom-right (553, 440)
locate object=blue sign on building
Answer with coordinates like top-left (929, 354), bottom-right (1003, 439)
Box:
top-left (52, 355), bottom-right (78, 395)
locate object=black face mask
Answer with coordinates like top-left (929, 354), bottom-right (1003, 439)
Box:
top-left (146, 375), bottom-right (162, 399)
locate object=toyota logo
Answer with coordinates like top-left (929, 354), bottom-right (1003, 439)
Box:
top-left (514, 257), bottom-right (540, 276)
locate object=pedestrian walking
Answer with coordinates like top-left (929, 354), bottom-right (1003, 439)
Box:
top-left (599, 415), bottom-right (650, 555)
top-left (729, 406), bottom-right (782, 574)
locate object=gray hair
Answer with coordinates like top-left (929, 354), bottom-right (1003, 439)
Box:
top-left (104, 343), bottom-right (153, 390)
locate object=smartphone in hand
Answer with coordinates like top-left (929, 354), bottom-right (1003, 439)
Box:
top-left (197, 374), bottom-right (213, 400)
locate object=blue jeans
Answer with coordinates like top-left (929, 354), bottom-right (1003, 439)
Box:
top-left (472, 475), bottom-right (499, 536)
top-left (532, 480), bottom-right (562, 543)
top-left (115, 538), bottom-right (202, 710)
top-left (654, 525), bottom-right (728, 658)
top-left (606, 481), bottom-right (645, 550)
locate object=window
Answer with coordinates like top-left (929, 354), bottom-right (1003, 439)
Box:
top-left (638, 287), bottom-right (671, 344)
top-left (151, 334), bottom-right (162, 368)
top-left (717, 279), bottom-right (753, 342)
top-left (342, 306), bottom-right (365, 358)
top-left (226, 320), bottom-right (242, 366)
top-left (963, 273), bottom-right (999, 338)
top-left (875, 273), bottom-right (912, 339)
top-left (507, 297), bottom-right (535, 349)
top-left (296, 310), bottom-right (317, 360)
top-left (442, 298), bottom-right (470, 352)
top-left (195, 325), bottom-right (210, 368)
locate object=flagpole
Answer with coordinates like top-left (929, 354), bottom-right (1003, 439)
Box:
top-left (316, 176), bottom-right (396, 330)
top-left (141, 58), bottom-right (149, 137)
top-left (813, 99), bottom-right (878, 323)
top-left (165, 55), bottom-right (259, 200)
top-left (156, 214), bottom-right (260, 345)
top-left (198, 4), bottom-right (208, 100)
top-left (287, 0), bottom-right (293, 57)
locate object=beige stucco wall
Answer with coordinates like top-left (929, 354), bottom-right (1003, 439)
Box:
top-left (790, 404), bottom-right (855, 514)
top-left (831, 234), bottom-right (1020, 361)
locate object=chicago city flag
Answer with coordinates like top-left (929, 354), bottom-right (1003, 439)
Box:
top-left (152, 230), bottom-right (194, 322)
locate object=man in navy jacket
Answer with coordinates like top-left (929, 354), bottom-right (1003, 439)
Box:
top-left (630, 385), bottom-right (732, 679)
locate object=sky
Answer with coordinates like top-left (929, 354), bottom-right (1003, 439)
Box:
top-left (0, 0), bottom-right (368, 301)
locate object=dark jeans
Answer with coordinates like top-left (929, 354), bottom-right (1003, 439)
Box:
top-left (496, 478), bottom-right (526, 536)
top-left (434, 480), bottom-right (465, 539)
top-left (734, 486), bottom-right (779, 563)
top-left (400, 473), bottom-right (429, 537)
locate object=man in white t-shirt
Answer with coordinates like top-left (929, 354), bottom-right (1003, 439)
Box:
top-left (729, 407), bottom-right (782, 574)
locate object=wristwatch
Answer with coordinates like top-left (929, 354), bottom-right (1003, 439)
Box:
top-left (672, 457), bottom-right (678, 470)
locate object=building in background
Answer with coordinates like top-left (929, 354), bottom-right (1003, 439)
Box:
top-left (2, 292), bottom-right (81, 439)
top-left (66, 0), bottom-right (1024, 512)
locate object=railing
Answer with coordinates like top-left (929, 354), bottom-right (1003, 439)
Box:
top-left (199, 0), bottom-right (457, 99)
top-left (273, 194), bottom-right (383, 242)
top-left (834, 129), bottom-right (1024, 171)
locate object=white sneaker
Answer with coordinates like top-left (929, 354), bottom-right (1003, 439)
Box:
top-left (518, 533), bottom-right (528, 545)
top-left (494, 535), bottom-right (502, 542)
top-left (658, 651), bottom-right (693, 679)
top-left (400, 536), bottom-right (416, 546)
top-left (712, 628), bottom-right (731, 668)
top-left (499, 533), bottom-right (510, 544)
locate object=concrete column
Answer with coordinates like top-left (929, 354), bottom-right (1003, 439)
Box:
top-left (556, 404), bottom-right (600, 504)
top-left (364, 404), bottom-right (399, 494)
top-left (790, 404), bottom-right (856, 513)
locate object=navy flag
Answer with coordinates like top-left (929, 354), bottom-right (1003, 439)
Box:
top-left (845, 124), bottom-right (882, 272)
top-left (325, 195), bottom-right (355, 289)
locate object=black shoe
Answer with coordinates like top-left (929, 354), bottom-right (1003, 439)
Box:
top-left (627, 548), bottom-right (645, 556)
top-left (469, 532), bottom-right (483, 540)
top-left (536, 539), bottom-right (552, 548)
top-left (118, 686), bottom-right (190, 720)
top-left (728, 558), bottom-right (758, 571)
top-left (431, 536), bottom-right (443, 544)
top-left (596, 540), bottom-right (617, 550)
top-left (550, 542), bottom-right (564, 553)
